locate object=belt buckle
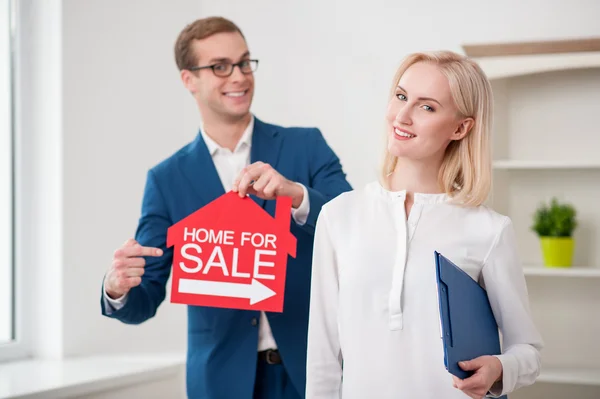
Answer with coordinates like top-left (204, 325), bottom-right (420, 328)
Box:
top-left (265, 349), bottom-right (279, 365)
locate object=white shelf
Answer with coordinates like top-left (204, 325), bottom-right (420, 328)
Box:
top-left (493, 160), bottom-right (600, 170)
top-left (474, 51), bottom-right (600, 80)
top-left (537, 367), bottom-right (600, 386)
top-left (523, 265), bottom-right (600, 278)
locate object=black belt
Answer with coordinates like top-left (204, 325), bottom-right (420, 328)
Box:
top-left (258, 349), bottom-right (282, 365)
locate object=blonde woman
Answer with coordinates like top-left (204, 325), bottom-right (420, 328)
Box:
top-left (305, 51), bottom-right (543, 399)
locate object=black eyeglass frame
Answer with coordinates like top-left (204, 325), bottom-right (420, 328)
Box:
top-left (188, 59), bottom-right (259, 77)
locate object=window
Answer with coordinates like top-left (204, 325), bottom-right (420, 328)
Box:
top-left (0, 0), bottom-right (14, 349)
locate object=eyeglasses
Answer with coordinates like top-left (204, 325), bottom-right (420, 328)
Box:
top-left (188, 59), bottom-right (259, 77)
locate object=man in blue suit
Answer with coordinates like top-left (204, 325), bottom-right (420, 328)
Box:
top-left (100, 16), bottom-right (352, 399)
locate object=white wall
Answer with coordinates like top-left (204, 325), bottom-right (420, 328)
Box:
top-left (60, 0), bottom-right (202, 356)
top-left (200, 0), bottom-right (600, 187)
top-left (0, 0), bottom-right (13, 345)
top-left (16, 0), bottom-right (600, 397)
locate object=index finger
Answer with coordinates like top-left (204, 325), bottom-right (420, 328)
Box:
top-left (120, 245), bottom-right (163, 258)
top-left (236, 170), bottom-right (261, 197)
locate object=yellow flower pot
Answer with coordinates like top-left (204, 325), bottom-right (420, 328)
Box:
top-left (540, 237), bottom-right (574, 268)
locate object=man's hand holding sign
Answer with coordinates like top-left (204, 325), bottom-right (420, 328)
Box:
top-left (233, 161), bottom-right (305, 208)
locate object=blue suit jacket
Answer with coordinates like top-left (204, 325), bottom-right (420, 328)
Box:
top-left (101, 117), bottom-right (352, 399)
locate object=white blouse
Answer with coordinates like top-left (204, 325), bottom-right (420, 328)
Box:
top-left (306, 181), bottom-right (543, 399)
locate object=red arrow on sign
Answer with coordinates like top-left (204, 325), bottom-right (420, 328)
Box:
top-left (178, 278), bottom-right (276, 305)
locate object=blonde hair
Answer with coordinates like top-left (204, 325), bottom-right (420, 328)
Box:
top-left (381, 51), bottom-right (493, 207)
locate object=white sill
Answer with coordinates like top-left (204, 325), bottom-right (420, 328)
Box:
top-left (0, 352), bottom-right (185, 399)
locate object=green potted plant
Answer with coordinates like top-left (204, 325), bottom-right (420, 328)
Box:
top-left (531, 197), bottom-right (577, 268)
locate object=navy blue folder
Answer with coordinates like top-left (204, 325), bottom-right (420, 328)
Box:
top-left (434, 251), bottom-right (505, 387)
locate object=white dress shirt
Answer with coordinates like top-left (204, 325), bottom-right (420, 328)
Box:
top-left (104, 116), bottom-right (311, 352)
top-left (306, 181), bottom-right (543, 399)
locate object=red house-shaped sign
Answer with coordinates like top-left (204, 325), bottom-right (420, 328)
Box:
top-left (167, 192), bottom-right (297, 312)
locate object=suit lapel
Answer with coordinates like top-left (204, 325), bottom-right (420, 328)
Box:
top-left (250, 118), bottom-right (283, 210)
top-left (178, 118), bottom-right (283, 210)
top-left (178, 132), bottom-right (225, 207)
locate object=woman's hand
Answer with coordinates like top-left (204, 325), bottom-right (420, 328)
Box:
top-left (452, 356), bottom-right (503, 399)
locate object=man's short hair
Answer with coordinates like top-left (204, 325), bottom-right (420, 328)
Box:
top-left (174, 16), bottom-right (245, 71)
